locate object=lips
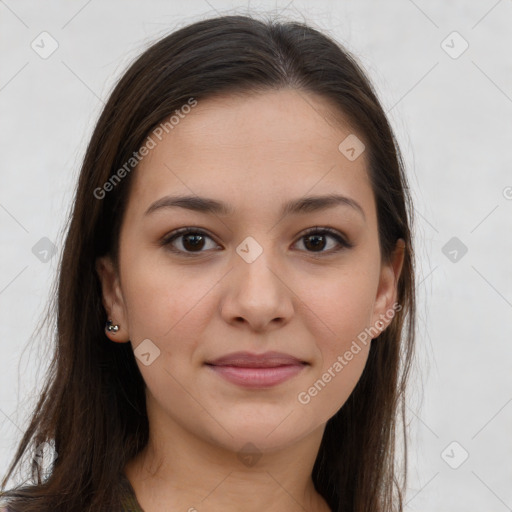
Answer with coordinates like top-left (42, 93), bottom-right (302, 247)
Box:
top-left (205, 351), bottom-right (308, 388)
top-left (207, 351), bottom-right (306, 367)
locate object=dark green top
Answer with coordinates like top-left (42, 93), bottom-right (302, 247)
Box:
top-left (0, 475), bottom-right (144, 512)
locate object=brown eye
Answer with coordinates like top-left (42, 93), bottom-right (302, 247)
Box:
top-left (160, 226), bottom-right (353, 257)
top-left (162, 228), bottom-right (220, 255)
top-left (180, 233), bottom-right (206, 251)
top-left (294, 227), bottom-right (353, 254)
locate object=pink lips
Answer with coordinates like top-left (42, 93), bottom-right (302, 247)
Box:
top-left (205, 351), bottom-right (307, 388)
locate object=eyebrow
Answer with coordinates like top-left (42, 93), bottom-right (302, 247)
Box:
top-left (144, 193), bottom-right (366, 221)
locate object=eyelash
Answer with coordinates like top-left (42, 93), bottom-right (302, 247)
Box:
top-left (160, 226), bottom-right (353, 257)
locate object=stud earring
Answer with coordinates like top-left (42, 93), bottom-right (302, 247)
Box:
top-left (105, 319), bottom-right (120, 333)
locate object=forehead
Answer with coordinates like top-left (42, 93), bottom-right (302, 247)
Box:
top-left (126, 89), bottom-right (375, 224)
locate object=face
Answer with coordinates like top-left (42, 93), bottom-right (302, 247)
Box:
top-left (97, 89), bottom-right (404, 455)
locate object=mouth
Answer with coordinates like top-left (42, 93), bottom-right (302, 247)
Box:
top-left (205, 351), bottom-right (309, 388)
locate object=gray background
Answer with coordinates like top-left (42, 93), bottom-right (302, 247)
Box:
top-left (1, 1), bottom-right (511, 510)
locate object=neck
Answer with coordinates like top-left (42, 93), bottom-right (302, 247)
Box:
top-left (124, 416), bottom-right (330, 512)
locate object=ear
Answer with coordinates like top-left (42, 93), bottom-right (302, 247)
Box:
top-left (369, 238), bottom-right (406, 338)
top-left (96, 255), bottom-right (130, 343)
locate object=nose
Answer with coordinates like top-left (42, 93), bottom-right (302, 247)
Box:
top-left (219, 247), bottom-right (294, 333)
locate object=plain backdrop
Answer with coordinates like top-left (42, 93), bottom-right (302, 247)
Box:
top-left (1, 1), bottom-right (511, 510)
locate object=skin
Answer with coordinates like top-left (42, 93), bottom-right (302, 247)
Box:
top-left (97, 88), bottom-right (405, 512)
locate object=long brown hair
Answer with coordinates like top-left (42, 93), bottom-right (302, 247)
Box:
top-left (1, 14), bottom-right (416, 512)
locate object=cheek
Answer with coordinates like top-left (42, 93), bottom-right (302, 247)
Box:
top-left (120, 256), bottom-right (217, 402)
top-left (295, 282), bottom-right (374, 423)
top-left (301, 261), bottom-right (379, 351)
top-left (121, 250), bottom-right (218, 342)
top-left (292, 260), bottom-right (378, 417)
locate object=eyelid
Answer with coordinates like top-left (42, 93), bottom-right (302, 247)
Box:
top-left (160, 226), bottom-right (353, 256)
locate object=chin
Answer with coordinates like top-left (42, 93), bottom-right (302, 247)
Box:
top-left (203, 409), bottom-right (320, 455)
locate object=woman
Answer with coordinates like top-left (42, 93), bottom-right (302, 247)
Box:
top-left (1, 13), bottom-right (416, 512)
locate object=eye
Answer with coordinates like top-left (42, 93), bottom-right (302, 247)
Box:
top-left (161, 227), bottom-right (220, 255)
top-left (293, 227), bottom-right (353, 254)
top-left (160, 226), bottom-right (353, 256)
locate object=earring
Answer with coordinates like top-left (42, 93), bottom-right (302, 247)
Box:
top-left (105, 319), bottom-right (120, 333)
